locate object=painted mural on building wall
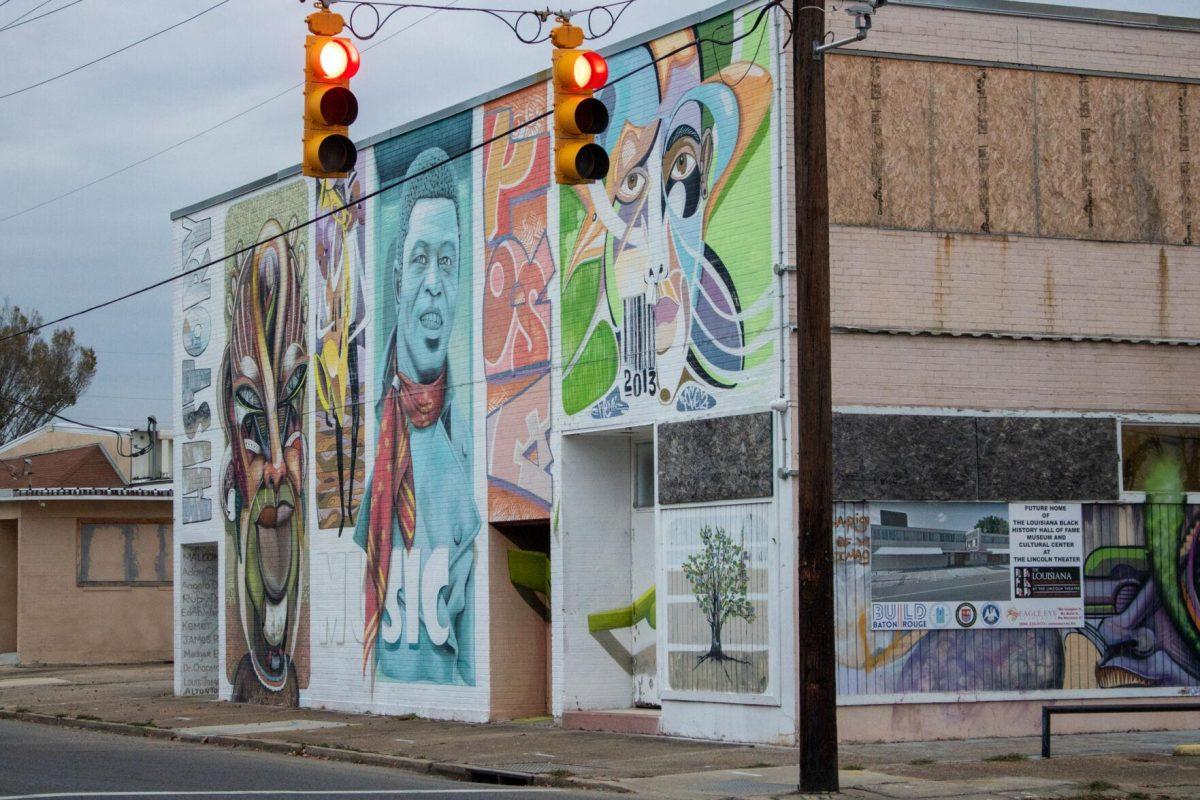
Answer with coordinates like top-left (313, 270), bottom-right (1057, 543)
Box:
top-left (313, 175), bottom-right (369, 533)
top-left (180, 216), bottom-right (216, 525)
top-left (559, 12), bottom-right (777, 422)
top-left (835, 492), bottom-right (1200, 696)
top-left (663, 502), bottom-right (772, 695)
top-left (355, 111), bottom-right (479, 686)
top-left (220, 181), bottom-right (311, 705)
top-left (482, 85), bottom-right (554, 521)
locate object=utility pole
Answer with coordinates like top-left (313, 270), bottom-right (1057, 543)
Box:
top-left (793, 0), bottom-right (839, 792)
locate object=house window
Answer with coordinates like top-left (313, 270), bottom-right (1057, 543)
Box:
top-left (634, 441), bottom-right (655, 509)
top-left (1122, 424), bottom-right (1200, 493)
top-left (78, 521), bottom-right (172, 586)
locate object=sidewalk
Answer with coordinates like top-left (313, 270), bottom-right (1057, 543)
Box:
top-left (3, 662), bottom-right (1200, 798)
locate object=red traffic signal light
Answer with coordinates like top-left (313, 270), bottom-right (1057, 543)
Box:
top-left (551, 23), bottom-right (610, 186)
top-left (555, 50), bottom-right (607, 91)
top-left (310, 38), bottom-right (360, 81)
top-left (303, 10), bottom-right (359, 178)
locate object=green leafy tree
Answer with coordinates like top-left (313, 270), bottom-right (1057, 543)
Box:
top-left (975, 515), bottom-right (1009, 536)
top-left (0, 303), bottom-right (97, 446)
top-left (682, 525), bottom-right (756, 668)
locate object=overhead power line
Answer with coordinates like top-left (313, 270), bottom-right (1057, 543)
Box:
top-left (0, 0), bottom-right (85, 32)
top-left (0, 0), bottom-right (235, 101)
top-left (1, 393), bottom-right (125, 437)
top-left (0, 0), bottom-right (781, 343)
top-left (0, 0), bottom-right (456, 225)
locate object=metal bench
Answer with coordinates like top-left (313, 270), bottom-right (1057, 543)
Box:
top-left (1042, 702), bottom-right (1200, 758)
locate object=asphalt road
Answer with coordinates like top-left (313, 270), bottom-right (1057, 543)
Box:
top-left (873, 569), bottom-right (1011, 603)
top-left (0, 720), bottom-right (603, 800)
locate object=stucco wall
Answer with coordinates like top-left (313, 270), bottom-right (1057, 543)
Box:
top-left (16, 501), bottom-right (172, 665)
top-left (0, 520), bottom-right (17, 654)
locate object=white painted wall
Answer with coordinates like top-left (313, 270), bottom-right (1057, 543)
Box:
top-left (558, 433), bottom-right (634, 712)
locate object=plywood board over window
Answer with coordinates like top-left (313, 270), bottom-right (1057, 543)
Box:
top-left (77, 520), bottom-right (172, 587)
top-left (827, 54), bottom-right (1200, 247)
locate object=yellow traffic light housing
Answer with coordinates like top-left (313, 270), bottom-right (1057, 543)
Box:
top-left (303, 9), bottom-right (359, 178)
top-left (551, 21), bottom-right (609, 185)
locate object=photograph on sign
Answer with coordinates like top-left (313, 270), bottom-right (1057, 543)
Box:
top-left (868, 502), bottom-right (1084, 630)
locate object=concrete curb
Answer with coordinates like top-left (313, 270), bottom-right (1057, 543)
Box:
top-left (0, 709), bottom-right (629, 794)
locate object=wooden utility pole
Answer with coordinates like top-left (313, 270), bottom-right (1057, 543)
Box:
top-left (793, 0), bottom-right (839, 792)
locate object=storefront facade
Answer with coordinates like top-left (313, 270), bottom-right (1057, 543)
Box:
top-left (172, 0), bottom-right (1200, 744)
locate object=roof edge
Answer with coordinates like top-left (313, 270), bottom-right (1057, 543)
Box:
top-left (891, 0), bottom-right (1200, 32)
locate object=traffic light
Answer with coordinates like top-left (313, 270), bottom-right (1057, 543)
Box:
top-left (303, 9), bottom-right (360, 178)
top-left (551, 21), bottom-right (609, 185)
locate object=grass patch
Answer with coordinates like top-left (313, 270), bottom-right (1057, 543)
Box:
top-left (75, 714), bottom-right (100, 721)
top-left (13, 707), bottom-right (28, 714)
top-left (841, 764), bottom-right (864, 771)
top-left (983, 752), bottom-right (1028, 762)
top-left (742, 762), bottom-right (775, 769)
top-left (129, 720), bottom-right (158, 728)
top-left (547, 769), bottom-right (574, 788)
top-left (909, 758), bottom-right (934, 766)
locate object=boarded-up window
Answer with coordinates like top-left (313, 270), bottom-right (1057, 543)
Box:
top-left (78, 521), bottom-right (172, 586)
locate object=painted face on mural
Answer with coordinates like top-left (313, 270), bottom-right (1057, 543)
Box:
top-left (222, 220), bottom-right (307, 694)
top-left (394, 197), bottom-right (460, 383)
top-left (562, 37), bottom-right (773, 416)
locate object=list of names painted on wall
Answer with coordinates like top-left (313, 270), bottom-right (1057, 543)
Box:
top-left (177, 546), bottom-right (218, 695)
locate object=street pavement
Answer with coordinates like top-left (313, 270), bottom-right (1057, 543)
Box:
top-left (0, 719), bottom-right (604, 800)
top-left (10, 664), bottom-right (1200, 797)
top-left (872, 566), bottom-right (1011, 602)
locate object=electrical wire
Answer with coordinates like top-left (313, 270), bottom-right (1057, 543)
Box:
top-left (0, 0), bottom-right (84, 32)
top-left (0, 0), bottom-right (784, 343)
top-left (2, 0), bottom-right (56, 30)
top-left (1, 393), bottom-right (126, 437)
top-left (0, 0), bottom-right (456, 225)
top-left (0, 0), bottom-right (235, 101)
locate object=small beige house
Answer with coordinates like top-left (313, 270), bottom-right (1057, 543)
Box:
top-left (0, 424), bottom-right (173, 665)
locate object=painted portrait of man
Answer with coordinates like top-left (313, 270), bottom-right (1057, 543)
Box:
top-left (220, 206), bottom-right (309, 706)
top-left (356, 144), bottom-right (479, 686)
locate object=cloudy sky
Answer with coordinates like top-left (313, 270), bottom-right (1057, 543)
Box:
top-left (0, 0), bottom-right (1195, 432)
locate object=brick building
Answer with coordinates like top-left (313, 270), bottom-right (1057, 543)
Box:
top-left (170, 0), bottom-right (1200, 743)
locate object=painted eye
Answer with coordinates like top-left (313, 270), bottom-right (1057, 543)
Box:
top-left (438, 255), bottom-right (453, 269)
top-left (235, 386), bottom-right (263, 411)
top-left (412, 253), bottom-right (428, 266)
top-left (616, 169), bottom-right (647, 204)
top-left (281, 364), bottom-right (306, 404)
top-left (671, 152), bottom-right (696, 181)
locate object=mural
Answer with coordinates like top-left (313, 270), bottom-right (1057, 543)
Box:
top-left (663, 502), bottom-right (771, 695)
top-left (355, 112), bottom-right (479, 686)
top-left (482, 85), bottom-right (554, 521)
top-left (220, 181), bottom-right (311, 706)
top-left (180, 216), bottom-right (215, 525)
top-left (559, 13), bottom-right (777, 421)
top-left (313, 175), bottom-right (369, 532)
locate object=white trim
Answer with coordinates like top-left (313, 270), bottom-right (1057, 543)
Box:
top-left (659, 495), bottom-right (774, 511)
top-left (838, 685), bottom-right (1200, 707)
top-left (661, 688), bottom-right (782, 706)
top-left (836, 405), bottom-right (1200, 422)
